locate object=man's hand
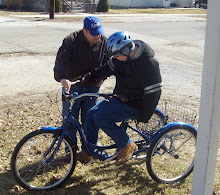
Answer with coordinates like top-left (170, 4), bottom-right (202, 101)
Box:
top-left (60, 79), bottom-right (71, 92)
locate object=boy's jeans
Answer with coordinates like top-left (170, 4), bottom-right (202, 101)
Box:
top-left (84, 98), bottom-right (139, 150)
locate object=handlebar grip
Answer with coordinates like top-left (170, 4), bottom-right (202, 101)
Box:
top-left (62, 87), bottom-right (73, 101)
top-left (62, 87), bottom-right (70, 95)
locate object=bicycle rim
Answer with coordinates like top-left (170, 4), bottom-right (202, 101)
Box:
top-left (147, 126), bottom-right (197, 183)
top-left (11, 130), bottom-right (76, 191)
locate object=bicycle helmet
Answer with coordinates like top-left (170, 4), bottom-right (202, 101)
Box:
top-left (106, 31), bottom-right (135, 57)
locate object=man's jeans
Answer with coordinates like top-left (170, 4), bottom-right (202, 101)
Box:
top-left (62, 85), bottom-right (99, 147)
top-left (84, 98), bottom-right (139, 150)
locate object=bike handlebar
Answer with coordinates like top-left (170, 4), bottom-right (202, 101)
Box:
top-left (62, 82), bottom-right (113, 101)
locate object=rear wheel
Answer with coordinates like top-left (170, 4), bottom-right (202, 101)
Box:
top-left (128, 109), bottom-right (166, 141)
top-left (146, 125), bottom-right (197, 183)
top-left (11, 129), bottom-right (76, 191)
top-left (126, 109), bottom-right (166, 161)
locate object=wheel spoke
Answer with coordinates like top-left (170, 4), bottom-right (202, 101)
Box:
top-left (147, 127), bottom-right (196, 183)
top-left (11, 130), bottom-right (76, 191)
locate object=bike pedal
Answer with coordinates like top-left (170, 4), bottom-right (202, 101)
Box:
top-left (84, 159), bottom-right (95, 166)
top-left (105, 154), bottom-right (118, 162)
top-left (132, 154), bottom-right (147, 160)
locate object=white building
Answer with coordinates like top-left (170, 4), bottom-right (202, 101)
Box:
top-left (95, 0), bottom-right (194, 8)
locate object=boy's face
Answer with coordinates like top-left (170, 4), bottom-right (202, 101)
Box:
top-left (113, 55), bottom-right (128, 61)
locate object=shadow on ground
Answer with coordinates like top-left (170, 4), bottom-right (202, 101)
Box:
top-left (0, 159), bottom-right (186, 195)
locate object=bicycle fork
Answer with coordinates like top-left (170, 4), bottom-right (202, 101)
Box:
top-left (42, 130), bottom-right (65, 164)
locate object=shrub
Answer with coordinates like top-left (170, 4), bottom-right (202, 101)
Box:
top-left (55, 0), bottom-right (62, 12)
top-left (7, 0), bottom-right (23, 9)
top-left (97, 0), bottom-right (110, 12)
top-left (170, 2), bottom-right (177, 7)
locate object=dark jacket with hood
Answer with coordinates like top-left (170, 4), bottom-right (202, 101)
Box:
top-left (54, 30), bottom-right (108, 86)
top-left (86, 40), bottom-right (162, 122)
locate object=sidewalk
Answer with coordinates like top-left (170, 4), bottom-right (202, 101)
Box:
top-left (10, 12), bottom-right (206, 22)
top-left (11, 13), bottom-right (207, 18)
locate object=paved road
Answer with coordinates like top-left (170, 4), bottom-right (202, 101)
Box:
top-left (0, 14), bottom-right (206, 54)
top-left (0, 14), bottom-right (207, 108)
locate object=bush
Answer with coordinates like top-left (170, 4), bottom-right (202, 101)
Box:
top-left (170, 2), bottom-right (177, 7)
top-left (55, 0), bottom-right (62, 12)
top-left (7, 0), bottom-right (22, 9)
top-left (97, 0), bottom-right (110, 12)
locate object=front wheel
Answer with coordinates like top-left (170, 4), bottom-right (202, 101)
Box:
top-left (11, 129), bottom-right (77, 191)
top-left (146, 125), bottom-right (197, 183)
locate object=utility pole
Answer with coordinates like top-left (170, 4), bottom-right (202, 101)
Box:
top-left (49, 0), bottom-right (55, 19)
top-left (191, 0), bottom-right (220, 194)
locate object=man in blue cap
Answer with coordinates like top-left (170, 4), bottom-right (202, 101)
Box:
top-left (54, 16), bottom-right (108, 149)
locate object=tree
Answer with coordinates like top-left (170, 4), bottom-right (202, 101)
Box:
top-left (97, 0), bottom-right (110, 12)
top-left (7, 0), bottom-right (22, 9)
top-left (50, 0), bottom-right (55, 19)
top-left (55, 0), bottom-right (62, 12)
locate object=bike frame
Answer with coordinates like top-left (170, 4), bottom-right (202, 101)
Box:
top-left (41, 93), bottom-right (197, 164)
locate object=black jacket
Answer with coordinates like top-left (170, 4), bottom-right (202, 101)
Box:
top-left (54, 30), bottom-right (108, 86)
top-left (88, 40), bottom-right (162, 122)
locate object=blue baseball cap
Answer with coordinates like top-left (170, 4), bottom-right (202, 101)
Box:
top-left (84, 16), bottom-right (105, 36)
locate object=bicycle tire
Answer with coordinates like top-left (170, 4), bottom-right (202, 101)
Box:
top-left (149, 109), bottom-right (167, 129)
top-left (146, 125), bottom-right (197, 183)
top-left (11, 129), bottom-right (77, 191)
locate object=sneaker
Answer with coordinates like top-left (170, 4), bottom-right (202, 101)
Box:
top-left (115, 142), bottom-right (138, 166)
top-left (77, 151), bottom-right (93, 163)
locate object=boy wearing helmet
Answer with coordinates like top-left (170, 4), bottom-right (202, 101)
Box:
top-left (78, 31), bottom-right (162, 166)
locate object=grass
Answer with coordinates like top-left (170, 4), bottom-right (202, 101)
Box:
top-left (0, 91), bottom-right (219, 194)
top-left (0, 8), bottom-right (207, 16)
top-left (108, 8), bottom-right (207, 15)
top-left (0, 8), bottom-right (207, 23)
top-left (0, 10), bottom-right (44, 16)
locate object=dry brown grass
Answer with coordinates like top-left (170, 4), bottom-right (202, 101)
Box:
top-left (109, 8), bottom-right (207, 15)
top-left (0, 91), bottom-right (219, 194)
